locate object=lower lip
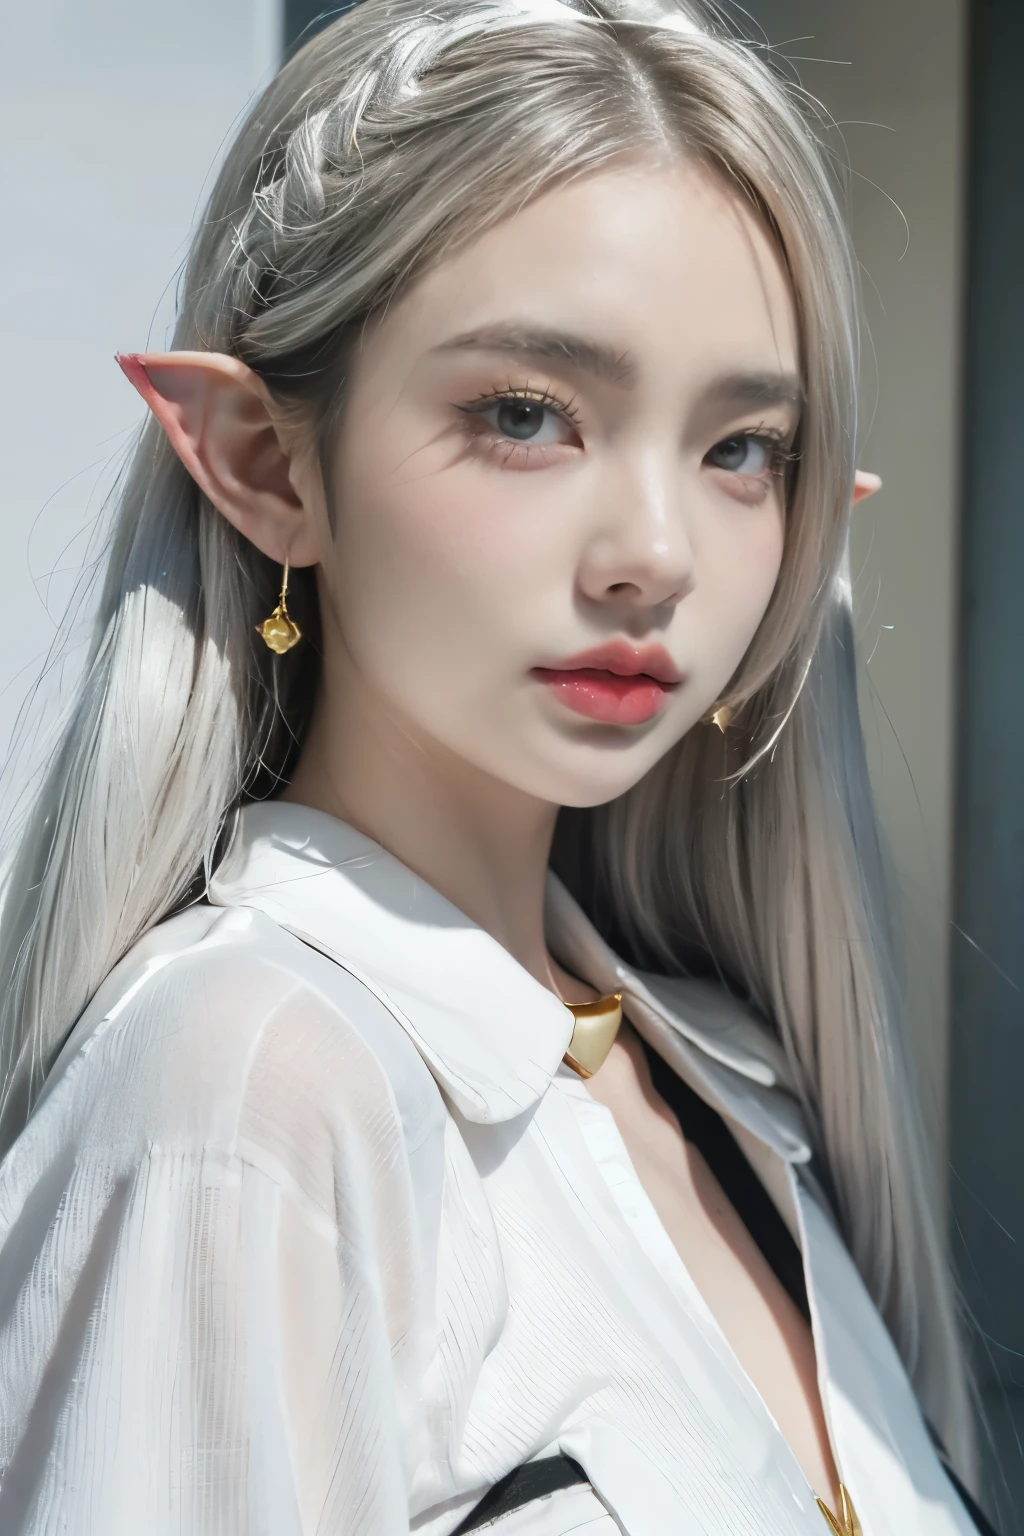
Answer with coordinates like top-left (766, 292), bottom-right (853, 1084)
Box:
top-left (532, 667), bottom-right (676, 725)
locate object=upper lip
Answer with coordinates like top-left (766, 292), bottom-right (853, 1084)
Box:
top-left (535, 640), bottom-right (682, 686)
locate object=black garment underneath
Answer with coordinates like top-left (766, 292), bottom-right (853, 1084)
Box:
top-left (453, 1041), bottom-right (997, 1535)
top-left (639, 1040), bottom-right (811, 1319)
top-left (452, 1453), bottom-right (588, 1533)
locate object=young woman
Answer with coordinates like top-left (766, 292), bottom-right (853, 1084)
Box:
top-left (0, 0), bottom-right (993, 1531)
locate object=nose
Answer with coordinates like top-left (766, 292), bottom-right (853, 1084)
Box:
top-left (576, 450), bottom-right (695, 613)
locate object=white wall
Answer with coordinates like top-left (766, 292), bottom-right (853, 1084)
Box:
top-left (0, 0), bottom-right (281, 795)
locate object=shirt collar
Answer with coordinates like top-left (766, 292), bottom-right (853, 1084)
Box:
top-left (545, 877), bottom-right (811, 1163)
top-left (208, 801), bottom-right (802, 1147)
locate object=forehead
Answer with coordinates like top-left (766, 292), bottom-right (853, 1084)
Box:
top-left (371, 157), bottom-right (801, 387)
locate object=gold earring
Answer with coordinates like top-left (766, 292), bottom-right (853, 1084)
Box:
top-left (257, 558), bottom-right (302, 654)
top-left (701, 702), bottom-right (732, 733)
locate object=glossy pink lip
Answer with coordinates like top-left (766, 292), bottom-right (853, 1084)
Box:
top-left (531, 641), bottom-right (682, 726)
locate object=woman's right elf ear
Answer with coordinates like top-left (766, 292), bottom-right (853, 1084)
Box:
top-left (116, 350), bottom-right (316, 566)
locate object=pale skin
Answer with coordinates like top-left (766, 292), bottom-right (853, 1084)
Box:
top-left (125, 154), bottom-right (881, 1510)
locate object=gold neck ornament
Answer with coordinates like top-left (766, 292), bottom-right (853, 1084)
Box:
top-left (562, 993), bottom-right (623, 1078)
top-left (817, 1485), bottom-right (862, 1536)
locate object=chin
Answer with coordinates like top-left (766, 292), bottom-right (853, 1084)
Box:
top-left (522, 743), bottom-right (675, 812)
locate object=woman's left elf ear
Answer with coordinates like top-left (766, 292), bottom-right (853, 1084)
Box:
top-left (116, 351), bottom-right (318, 566)
top-left (853, 470), bottom-right (882, 505)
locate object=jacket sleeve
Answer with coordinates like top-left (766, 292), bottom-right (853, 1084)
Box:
top-left (0, 928), bottom-right (428, 1536)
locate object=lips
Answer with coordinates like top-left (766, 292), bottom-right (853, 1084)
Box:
top-left (531, 641), bottom-right (682, 726)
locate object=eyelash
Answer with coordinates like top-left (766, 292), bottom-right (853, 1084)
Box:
top-left (455, 385), bottom-right (800, 477)
top-left (459, 381), bottom-right (582, 422)
top-left (455, 382), bottom-right (582, 466)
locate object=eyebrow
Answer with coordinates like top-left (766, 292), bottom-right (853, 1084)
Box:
top-left (434, 325), bottom-right (637, 387)
top-left (433, 323), bottom-right (804, 411)
top-left (702, 371), bottom-right (805, 411)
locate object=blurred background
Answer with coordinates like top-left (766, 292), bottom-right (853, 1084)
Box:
top-left (0, 0), bottom-right (1020, 1525)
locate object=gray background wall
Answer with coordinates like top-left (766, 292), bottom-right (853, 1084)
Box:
top-left (744, 0), bottom-right (968, 1194)
top-left (950, 0), bottom-right (1024, 1526)
top-left (744, 0), bottom-right (1022, 1523)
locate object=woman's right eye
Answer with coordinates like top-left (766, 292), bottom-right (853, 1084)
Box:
top-left (483, 397), bottom-right (563, 443)
top-left (458, 387), bottom-right (582, 451)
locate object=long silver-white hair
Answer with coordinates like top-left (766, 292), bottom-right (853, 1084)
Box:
top-left (0, 0), bottom-right (974, 1477)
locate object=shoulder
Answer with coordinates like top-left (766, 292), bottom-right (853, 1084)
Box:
top-left (0, 916), bottom-right (439, 1519)
top-left (9, 903), bottom-right (446, 1202)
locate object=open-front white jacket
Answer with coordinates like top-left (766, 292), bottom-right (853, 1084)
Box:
top-left (0, 802), bottom-right (978, 1534)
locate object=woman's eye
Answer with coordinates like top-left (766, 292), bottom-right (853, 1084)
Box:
top-left (468, 393), bottom-right (577, 447)
top-left (705, 433), bottom-right (775, 476)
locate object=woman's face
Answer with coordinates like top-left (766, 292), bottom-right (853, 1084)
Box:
top-left (319, 157), bottom-right (800, 808)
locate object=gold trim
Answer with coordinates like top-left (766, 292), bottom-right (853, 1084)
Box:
top-left (562, 993), bottom-right (623, 1079)
top-left (816, 1484), bottom-right (861, 1536)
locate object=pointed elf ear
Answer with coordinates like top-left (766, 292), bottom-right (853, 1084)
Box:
top-left (853, 470), bottom-right (882, 505)
top-left (116, 351), bottom-right (317, 566)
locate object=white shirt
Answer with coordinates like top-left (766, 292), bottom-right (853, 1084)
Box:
top-left (0, 801), bottom-right (976, 1535)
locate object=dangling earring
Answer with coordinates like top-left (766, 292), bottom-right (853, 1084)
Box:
top-left (257, 558), bottom-right (302, 654)
top-left (701, 702), bottom-right (732, 734)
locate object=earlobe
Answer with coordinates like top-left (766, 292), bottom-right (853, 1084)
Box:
top-left (116, 350), bottom-right (318, 566)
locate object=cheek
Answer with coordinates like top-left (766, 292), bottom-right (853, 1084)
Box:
top-left (326, 466), bottom-right (557, 701)
top-left (743, 505), bottom-right (787, 617)
top-left (701, 501), bottom-right (787, 662)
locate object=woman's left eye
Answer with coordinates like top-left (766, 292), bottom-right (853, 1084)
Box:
top-left (705, 432), bottom-right (780, 476)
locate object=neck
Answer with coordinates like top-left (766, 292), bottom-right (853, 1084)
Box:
top-left (282, 645), bottom-right (561, 992)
